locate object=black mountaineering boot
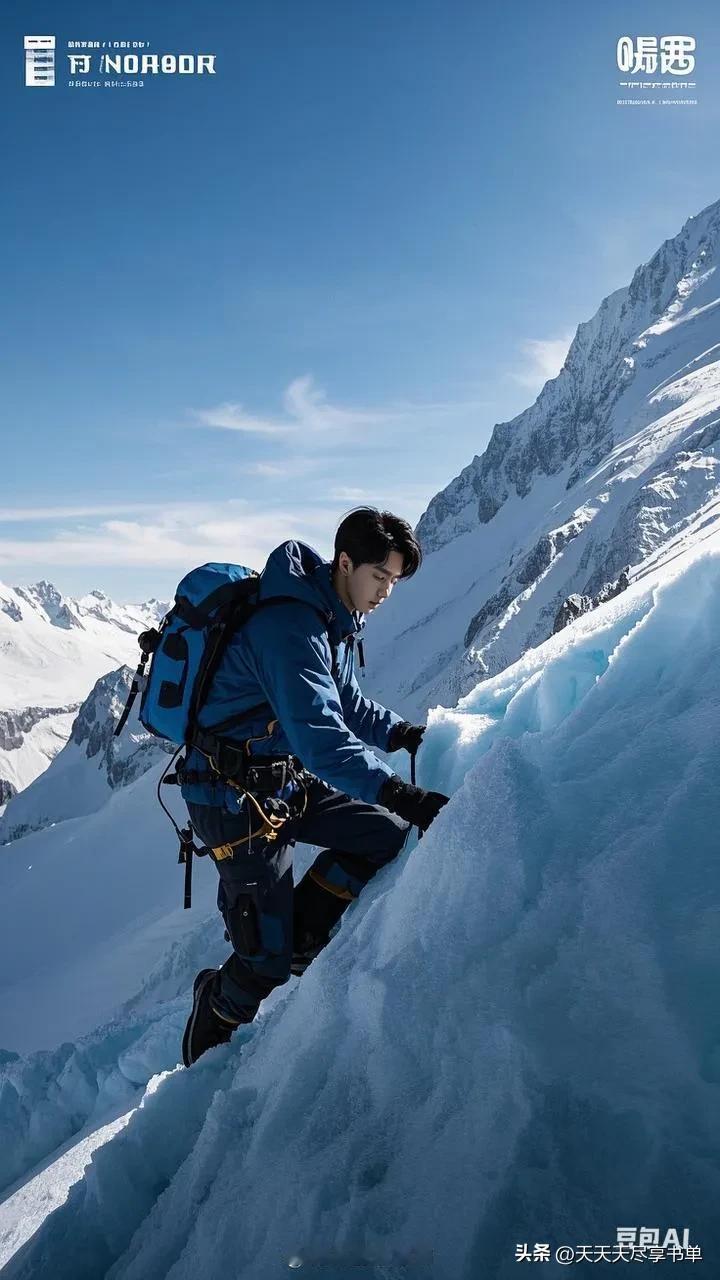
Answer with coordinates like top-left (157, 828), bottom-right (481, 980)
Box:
top-left (182, 968), bottom-right (237, 1067)
top-left (291, 938), bottom-right (325, 977)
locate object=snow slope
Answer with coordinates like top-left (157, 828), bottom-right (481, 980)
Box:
top-left (0, 666), bottom-right (174, 845)
top-left (2, 534), bottom-right (718, 1279)
top-left (0, 760), bottom-right (221, 1058)
top-left (365, 197), bottom-right (720, 721)
top-left (0, 580), bottom-right (167, 799)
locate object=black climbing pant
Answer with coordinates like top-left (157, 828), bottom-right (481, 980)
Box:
top-left (186, 774), bottom-right (410, 1025)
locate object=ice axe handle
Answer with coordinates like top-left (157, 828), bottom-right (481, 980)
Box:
top-left (410, 747), bottom-right (423, 840)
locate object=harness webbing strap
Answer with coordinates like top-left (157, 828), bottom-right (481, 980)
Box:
top-left (114, 657), bottom-right (147, 738)
top-left (211, 817), bottom-right (274, 859)
top-left (174, 595), bottom-right (213, 629)
top-left (178, 824), bottom-right (197, 910)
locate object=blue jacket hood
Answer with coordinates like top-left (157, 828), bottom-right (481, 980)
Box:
top-left (258, 540), bottom-right (363, 647)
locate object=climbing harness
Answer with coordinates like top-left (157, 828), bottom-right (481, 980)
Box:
top-left (160, 723), bottom-right (311, 907)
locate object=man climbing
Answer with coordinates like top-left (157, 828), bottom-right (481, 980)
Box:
top-left (180, 506), bottom-right (449, 1065)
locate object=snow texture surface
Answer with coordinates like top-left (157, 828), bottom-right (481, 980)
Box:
top-left (1, 539), bottom-right (718, 1279)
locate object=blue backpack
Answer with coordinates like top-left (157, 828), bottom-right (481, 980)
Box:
top-left (116, 561), bottom-right (261, 748)
top-left (115, 560), bottom-right (331, 908)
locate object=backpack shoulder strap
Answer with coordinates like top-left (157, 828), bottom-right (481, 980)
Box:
top-left (194, 595), bottom-right (337, 746)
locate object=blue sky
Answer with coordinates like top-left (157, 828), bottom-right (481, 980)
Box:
top-left (2, 0), bottom-right (719, 601)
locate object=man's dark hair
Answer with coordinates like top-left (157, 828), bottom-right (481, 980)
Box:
top-left (332, 507), bottom-right (422, 579)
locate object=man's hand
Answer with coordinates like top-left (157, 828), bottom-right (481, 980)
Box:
top-left (387, 721), bottom-right (426, 754)
top-left (379, 775), bottom-right (449, 832)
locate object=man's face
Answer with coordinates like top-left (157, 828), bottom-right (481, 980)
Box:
top-left (338, 548), bottom-right (405, 615)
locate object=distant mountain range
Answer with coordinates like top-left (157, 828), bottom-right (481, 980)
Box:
top-left (0, 580), bottom-right (167, 806)
top-left (0, 665), bottom-right (174, 845)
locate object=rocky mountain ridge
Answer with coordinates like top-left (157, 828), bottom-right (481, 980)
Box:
top-left (366, 197), bottom-right (720, 718)
top-left (417, 199), bottom-right (720, 554)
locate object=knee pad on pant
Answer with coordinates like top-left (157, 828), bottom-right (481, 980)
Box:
top-left (310, 848), bottom-right (377, 899)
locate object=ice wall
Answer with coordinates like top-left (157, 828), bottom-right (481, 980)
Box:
top-left (3, 546), bottom-right (720, 1279)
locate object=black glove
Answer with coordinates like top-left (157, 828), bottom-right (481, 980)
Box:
top-left (387, 721), bottom-right (426, 754)
top-left (379, 775), bottom-right (449, 832)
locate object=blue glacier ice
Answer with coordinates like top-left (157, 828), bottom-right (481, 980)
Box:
top-left (1, 545), bottom-right (719, 1279)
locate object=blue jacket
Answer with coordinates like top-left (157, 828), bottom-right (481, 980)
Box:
top-left (180, 540), bottom-right (404, 810)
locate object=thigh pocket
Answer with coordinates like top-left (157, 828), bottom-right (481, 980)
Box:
top-left (224, 888), bottom-right (263, 958)
top-left (221, 880), bottom-right (285, 962)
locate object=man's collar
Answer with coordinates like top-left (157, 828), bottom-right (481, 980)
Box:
top-left (314, 562), bottom-right (362, 641)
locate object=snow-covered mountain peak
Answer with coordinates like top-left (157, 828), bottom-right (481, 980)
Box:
top-left (417, 197), bottom-right (720, 556)
top-left (0, 580), bottom-right (170, 802)
top-left (13, 580), bottom-right (81, 630)
top-left (74, 588), bottom-right (168, 633)
top-left (0, 577), bottom-right (169, 636)
top-left (368, 197), bottom-right (720, 718)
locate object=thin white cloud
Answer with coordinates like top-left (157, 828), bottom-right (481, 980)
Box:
top-left (0, 504), bottom-right (331, 571)
top-left (246, 462), bottom-right (288, 477)
top-left (192, 402), bottom-right (290, 436)
top-left (243, 459), bottom-right (326, 479)
top-left (0, 482), bottom-right (443, 574)
top-left (191, 375), bottom-right (486, 445)
top-left (318, 481), bottom-right (442, 525)
top-left (281, 375), bottom-right (386, 432)
top-left (329, 487), bottom-right (371, 502)
top-left (512, 333), bottom-right (574, 390)
top-left (0, 502), bottom-right (166, 523)
top-left (1, 374), bottom-right (488, 578)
